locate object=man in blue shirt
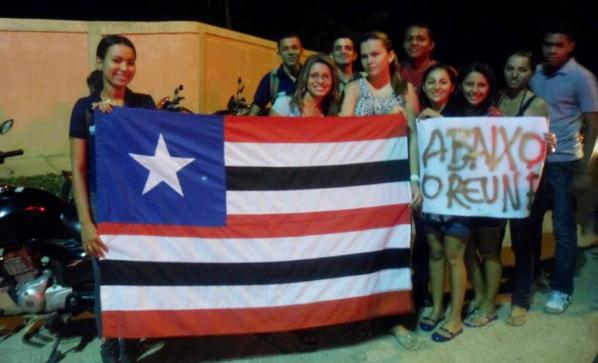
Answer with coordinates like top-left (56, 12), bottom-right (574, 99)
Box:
top-left (248, 33), bottom-right (303, 116)
top-left (530, 25), bottom-right (598, 314)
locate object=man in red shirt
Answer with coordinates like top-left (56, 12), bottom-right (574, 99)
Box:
top-left (400, 23), bottom-right (437, 91)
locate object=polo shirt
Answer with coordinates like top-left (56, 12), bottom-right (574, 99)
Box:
top-left (530, 58), bottom-right (598, 162)
top-left (252, 65), bottom-right (298, 108)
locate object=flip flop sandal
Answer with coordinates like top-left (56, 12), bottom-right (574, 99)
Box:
top-left (390, 326), bottom-right (419, 351)
top-left (463, 311), bottom-right (498, 327)
top-left (506, 313), bottom-right (527, 326)
top-left (431, 327), bottom-right (463, 343)
top-left (419, 315), bottom-right (445, 332)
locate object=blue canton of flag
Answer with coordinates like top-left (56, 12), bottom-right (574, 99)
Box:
top-left (95, 108), bottom-right (226, 226)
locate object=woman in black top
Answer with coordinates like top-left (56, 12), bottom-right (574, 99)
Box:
top-left (497, 52), bottom-right (551, 326)
top-left (69, 34), bottom-right (155, 363)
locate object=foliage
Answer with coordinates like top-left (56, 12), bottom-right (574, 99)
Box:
top-left (0, 173), bottom-right (64, 197)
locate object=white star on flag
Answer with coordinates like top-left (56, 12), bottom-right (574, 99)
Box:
top-left (129, 133), bottom-right (194, 196)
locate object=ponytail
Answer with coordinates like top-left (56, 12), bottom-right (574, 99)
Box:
top-left (86, 70), bottom-right (103, 95)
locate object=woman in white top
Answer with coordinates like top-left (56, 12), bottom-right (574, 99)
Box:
top-left (269, 53), bottom-right (340, 347)
top-left (340, 31), bottom-right (421, 209)
top-left (340, 31), bottom-right (421, 350)
top-left (270, 53), bottom-right (341, 117)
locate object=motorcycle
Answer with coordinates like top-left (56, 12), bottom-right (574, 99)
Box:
top-left (157, 84), bottom-right (193, 113)
top-left (158, 79), bottom-right (252, 116)
top-left (213, 77), bottom-right (251, 115)
top-left (0, 118), bottom-right (94, 360)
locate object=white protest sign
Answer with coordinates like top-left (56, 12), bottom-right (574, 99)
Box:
top-left (417, 117), bottom-right (548, 218)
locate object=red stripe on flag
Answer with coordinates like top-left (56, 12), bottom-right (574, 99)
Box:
top-left (97, 204), bottom-right (410, 238)
top-left (102, 290), bottom-right (413, 338)
top-left (225, 115), bottom-right (407, 143)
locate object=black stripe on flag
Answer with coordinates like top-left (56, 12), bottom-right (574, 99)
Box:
top-left (100, 249), bottom-right (410, 286)
top-left (226, 160), bottom-right (409, 191)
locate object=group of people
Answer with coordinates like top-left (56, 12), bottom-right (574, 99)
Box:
top-left (254, 22), bottom-right (597, 339)
top-left (69, 21), bottom-right (598, 362)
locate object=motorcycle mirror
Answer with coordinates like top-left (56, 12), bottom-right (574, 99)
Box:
top-left (0, 119), bottom-right (14, 135)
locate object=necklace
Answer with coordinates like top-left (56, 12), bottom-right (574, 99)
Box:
top-left (100, 90), bottom-right (126, 107)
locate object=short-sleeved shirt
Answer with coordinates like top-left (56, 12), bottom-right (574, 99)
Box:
top-left (252, 65), bottom-right (298, 108)
top-left (271, 95), bottom-right (301, 116)
top-left (530, 58), bottom-right (598, 162)
top-left (69, 89), bottom-right (156, 192)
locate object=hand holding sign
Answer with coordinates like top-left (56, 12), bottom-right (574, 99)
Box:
top-left (417, 116), bottom-right (548, 218)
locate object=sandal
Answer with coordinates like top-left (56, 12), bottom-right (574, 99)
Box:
top-left (506, 312), bottom-right (527, 326)
top-left (419, 315), bottom-right (445, 332)
top-left (466, 297), bottom-right (483, 314)
top-left (463, 311), bottom-right (498, 327)
top-left (390, 326), bottom-right (419, 351)
top-left (431, 327), bottom-right (463, 343)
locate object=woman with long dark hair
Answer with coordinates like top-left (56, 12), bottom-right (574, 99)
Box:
top-left (69, 35), bottom-right (155, 363)
top-left (498, 51), bottom-right (551, 326)
top-left (454, 62), bottom-right (506, 330)
top-left (416, 63), bottom-right (474, 342)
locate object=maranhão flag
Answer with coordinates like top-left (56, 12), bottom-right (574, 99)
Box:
top-left (94, 108), bottom-right (413, 338)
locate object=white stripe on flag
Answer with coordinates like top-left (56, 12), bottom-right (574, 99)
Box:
top-left (227, 182), bottom-right (411, 215)
top-left (101, 268), bottom-right (411, 311)
top-left (225, 138), bottom-right (408, 167)
top-left (102, 225), bottom-right (410, 263)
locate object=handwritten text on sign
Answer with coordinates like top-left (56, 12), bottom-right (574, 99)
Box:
top-left (417, 117), bottom-right (548, 218)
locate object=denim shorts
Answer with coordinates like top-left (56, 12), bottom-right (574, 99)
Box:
top-left (423, 213), bottom-right (474, 238)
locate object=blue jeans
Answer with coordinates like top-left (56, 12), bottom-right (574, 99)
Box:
top-left (530, 161), bottom-right (579, 295)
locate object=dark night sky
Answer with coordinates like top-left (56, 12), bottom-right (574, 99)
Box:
top-left (3, 0), bottom-right (597, 77)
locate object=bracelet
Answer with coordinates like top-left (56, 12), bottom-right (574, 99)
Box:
top-left (410, 174), bottom-right (420, 182)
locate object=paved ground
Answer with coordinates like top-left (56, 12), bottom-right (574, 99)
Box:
top-left (2, 238), bottom-right (597, 363)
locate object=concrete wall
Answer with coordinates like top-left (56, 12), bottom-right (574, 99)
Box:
top-left (0, 18), bottom-right (296, 177)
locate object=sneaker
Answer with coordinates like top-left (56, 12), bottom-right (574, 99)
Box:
top-left (545, 290), bottom-right (571, 314)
